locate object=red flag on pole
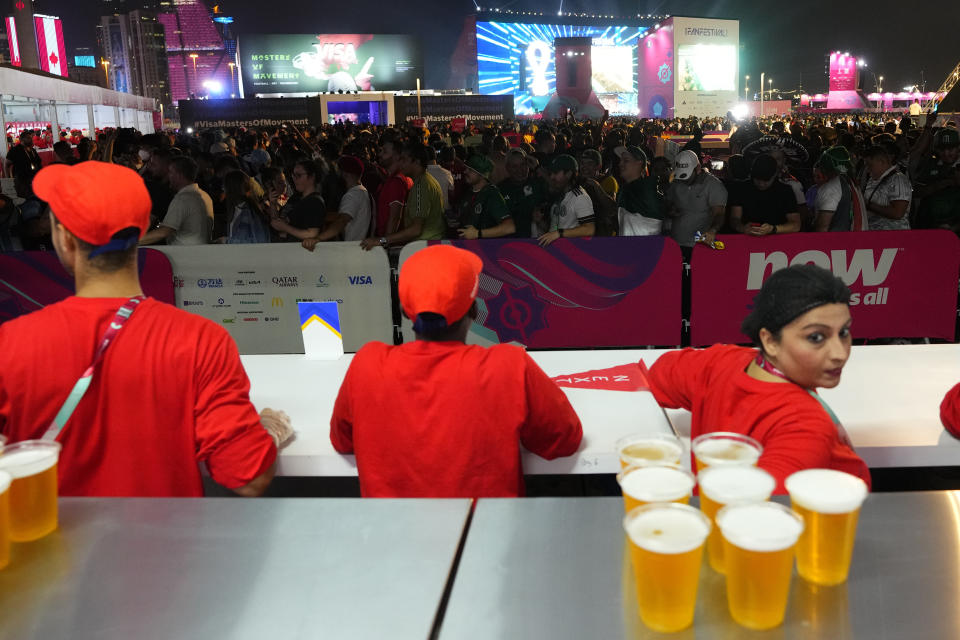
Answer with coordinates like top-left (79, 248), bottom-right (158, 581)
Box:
top-left (551, 361), bottom-right (650, 392)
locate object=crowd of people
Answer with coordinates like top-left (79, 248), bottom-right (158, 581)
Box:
top-left (3, 111), bottom-right (957, 255)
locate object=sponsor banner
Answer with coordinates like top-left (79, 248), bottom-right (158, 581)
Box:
top-left (0, 249), bottom-right (174, 324)
top-left (393, 95), bottom-right (514, 125)
top-left (638, 19), bottom-right (675, 118)
top-left (690, 231), bottom-right (960, 345)
top-left (239, 33), bottom-right (421, 94)
top-left (155, 243), bottom-right (392, 354)
top-left (178, 98), bottom-right (322, 130)
top-left (399, 237), bottom-right (682, 348)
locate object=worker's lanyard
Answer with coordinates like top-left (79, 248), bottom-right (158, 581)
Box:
top-left (755, 351), bottom-right (790, 382)
top-left (41, 297), bottom-right (145, 441)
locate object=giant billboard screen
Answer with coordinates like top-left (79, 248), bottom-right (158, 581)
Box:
top-left (475, 22), bottom-right (646, 116)
top-left (239, 34), bottom-right (422, 95)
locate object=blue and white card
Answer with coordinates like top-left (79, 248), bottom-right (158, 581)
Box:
top-left (298, 301), bottom-right (344, 360)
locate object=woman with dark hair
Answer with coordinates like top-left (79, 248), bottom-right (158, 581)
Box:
top-left (268, 159), bottom-right (325, 241)
top-left (222, 170), bottom-right (270, 244)
top-left (648, 264), bottom-right (871, 491)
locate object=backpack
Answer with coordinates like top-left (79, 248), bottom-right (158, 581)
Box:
top-left (579, 178), bottom-right (619, 236)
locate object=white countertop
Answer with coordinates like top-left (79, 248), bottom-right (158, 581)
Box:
top-left (243, 344), bottom-right (960, 476)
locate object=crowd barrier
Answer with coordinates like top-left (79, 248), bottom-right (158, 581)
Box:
top-left (399, 237), bottom-right (684, 348)
top-left (690, 230), bottom-right (960, 346)
top-left (1, 231), bottom-right (957, 351)
top-left (153, 244), bottom-right (393, 354)
top-left (0, 249), bottom-right (173, 324)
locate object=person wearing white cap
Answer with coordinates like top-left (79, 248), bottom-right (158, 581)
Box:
top-left (666, 149), bottom-right (727, 252)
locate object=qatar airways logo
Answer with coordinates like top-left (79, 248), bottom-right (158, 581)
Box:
top-left (747, 249), bottom-right (898, 306)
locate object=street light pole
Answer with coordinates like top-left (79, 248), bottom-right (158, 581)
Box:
top-left (745, 75), bottom-right (749, 101)
top-left (760, 71), bottom-right (765, 116)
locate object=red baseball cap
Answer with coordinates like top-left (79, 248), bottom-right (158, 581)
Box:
top-left (33, 161), bottom-right (151, 248)
top-left (399, 245), bottom-right (483, 330)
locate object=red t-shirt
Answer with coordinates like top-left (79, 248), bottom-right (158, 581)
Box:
top-left (330, 341), bottom-right (583, 497)
top-left (375, 171), bottom-right (413, 236)
top-left (648, 345), bottom-right (871, 493)
top-left (941, 383), bottom-right (960, 439)
top-left (0, 297), bottom-right (276, 497)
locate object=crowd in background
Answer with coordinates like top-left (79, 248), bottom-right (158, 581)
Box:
top-left (1, 111), bottom-right (958, 254)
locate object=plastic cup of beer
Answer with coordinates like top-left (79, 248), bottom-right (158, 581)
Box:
top-left (623, 502), bottom-right (711, 632)
top-left (0, 440), bottom-right (61, 542)
top-left (692, 432), bottom-right (762, 471)
top-left (615, 433), bottom-right (684, 468)
top-left (785, 469), bottom-right (868, 586)
top-left (716, 501), bottom-right (804, 630)
top-left (0, 470), bottom-right (11, 570)
top-left (698, 465), bottom-right (776, 574)
top-left (617, 463), bottom-right (696, 513)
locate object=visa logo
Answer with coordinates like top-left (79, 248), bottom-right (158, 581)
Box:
top-left (348, 275), bottom-right (373, 285)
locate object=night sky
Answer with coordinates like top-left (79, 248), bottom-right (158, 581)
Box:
top-left (50, 0), bottom-right (960, 96)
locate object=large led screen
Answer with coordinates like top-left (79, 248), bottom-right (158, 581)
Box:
top-left (476, 22), bottom-right (645, 115)
top-left (239, 34), bottom-right (422, 95)
top-left (676, 43), bottom-right (736, 92)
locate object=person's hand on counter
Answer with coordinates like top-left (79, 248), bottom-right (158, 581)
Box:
top-left (260, 408), bottom-right (295, 449)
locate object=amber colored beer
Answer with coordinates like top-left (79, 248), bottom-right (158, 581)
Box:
top-left (615, 433), bottom-right (684, 468)
top-left (785, 469), bottom-right (868, 586)
top-left (623, 503), bottom-right (711, 632)
top-left (0, 471), bottom-right (11, 570)
top-left (617, 464), bottom-right (696, 513)
top-left (698, 466), bottom-right (776, 574)
top-left (0, 441), bottom-right (61, 542)
top-left (716, 502), bottom-right (804, 630)
top-left (692, 432), bottom-right (762, 471)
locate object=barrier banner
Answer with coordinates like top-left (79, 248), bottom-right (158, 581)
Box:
top-left (154, 243), bottom-right (392, 354)
top-left (690, 230), bottom-right (960, 345)
top-left (0, 249), bottom-right (174, 324)
top-left (399, 237), bottom-right (683, 348)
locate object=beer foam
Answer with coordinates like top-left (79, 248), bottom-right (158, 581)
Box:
top-left (619, 438), bottom-right (684, 464)
top-left (694, 437), bottom-right (761, 465)
top-left (619, 465), bottom-right (696, 502)
top-left (785, 469), bottom-right (868, 514)
top-left (699, 466), bottom-right (776, 504)
top-left (0, 448), bottom-right (58, 478)
top-left (625, 506), bottom-right (710, 554)
top-left (0, 470), bottom-right (10, 494)
top-left (716, 503), bottom-right (804, 552)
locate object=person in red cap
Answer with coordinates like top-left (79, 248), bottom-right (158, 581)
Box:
top-left (0, 161), bottom-right (292, 497)
top-left (330, 245), bottom-right (583, 497)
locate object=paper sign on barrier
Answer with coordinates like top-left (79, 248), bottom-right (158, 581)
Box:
top-left (551, 362), bottom-right (650, 392)
top-left (298, 301), bottom-right (344, 360)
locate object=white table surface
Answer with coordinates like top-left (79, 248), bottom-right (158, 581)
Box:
top-left (242, 349), bottom-right (675, 477)
top-left (244, 344), bottom-right (960, 476)
top-left (650, 344), bottom-right (960, 468)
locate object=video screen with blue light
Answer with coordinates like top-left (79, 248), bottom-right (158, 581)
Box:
top-left (476, 21), bottom-right (646, 116)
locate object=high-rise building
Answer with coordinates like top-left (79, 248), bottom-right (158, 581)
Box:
top-left (98, 10), bottom-right (171, 107)
top-left (7, 0), bottom-right (40, 69)
top-left (157, 0), bottom-right (233, 103)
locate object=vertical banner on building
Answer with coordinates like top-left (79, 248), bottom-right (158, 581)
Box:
top-left (690, 231), bottom-right (960, 345)
top-left (671, 16), bottom-right (739, 117)
top-left (33, 15), bottom-right (67, 78)
top-left (5, 17), bottom-right (21, 68)
top-left (637, 19), bottom-right (675, 118)
top-left (399, 238), bottom-right (683, 348)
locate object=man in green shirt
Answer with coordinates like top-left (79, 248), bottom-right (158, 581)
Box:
top-left (615, 145), bottom-right (665, 236)
top-left (361, 143), bottom-right (445, 250)
top-left (457, 155), bottom-right (516, 239)
top-left (497, 149), bottom-right (548, 238)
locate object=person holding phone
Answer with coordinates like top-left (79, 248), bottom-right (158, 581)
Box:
top-left (729, 154), bottom-right (801, 236)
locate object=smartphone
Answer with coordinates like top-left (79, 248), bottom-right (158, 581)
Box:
top-left (711, 160), bottom-right (724, 171)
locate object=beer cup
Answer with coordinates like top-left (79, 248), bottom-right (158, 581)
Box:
top-left (0, 471), bottom-right (11, 570)
top-left (692, 432), bottom-right (762, 471)
top-left (698, 465), bottom-right (776, 574)
top-left (617, 463), bottom-right (696, 513)
top-left (0, 440), bottom-right (61, 542)
top-left (623, 502), bottom-right (711, 632)
top-left (716, 502), bottom-right (804, 630)
top-left (785, 469), bottom-right (868, 586)
top-left (615, 433), bottom-right (684, 468)
top-left (0, 434), bottom-right (6, 451)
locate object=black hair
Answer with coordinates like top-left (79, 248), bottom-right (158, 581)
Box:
top-left (169, 156), bottom-right (199, 183)
top-left (403, 143), bottom-right (431, 169)
top-left (412, 301), bottom-right (477, 341)
top-left (293, 158), bottom-right (321, 182)
top-left (741, 264), bottom-right (851, 349)
top-left (53, 214), bottom-right (138, 273)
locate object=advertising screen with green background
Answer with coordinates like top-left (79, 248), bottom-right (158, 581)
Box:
top-left (239, 33), bottom-right (422, 95)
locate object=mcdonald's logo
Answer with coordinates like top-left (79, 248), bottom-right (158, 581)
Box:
top-left (271, 297), bottom-right (284, 308)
